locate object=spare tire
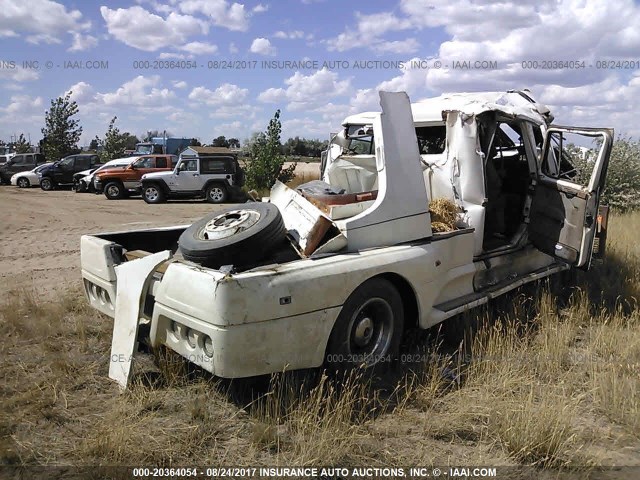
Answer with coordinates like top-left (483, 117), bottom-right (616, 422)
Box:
top-left (178, 203), bottom-right (286, 268)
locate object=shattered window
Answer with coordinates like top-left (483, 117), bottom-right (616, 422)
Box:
top-left (345, 125), bottom-right (374, 155)
top-left (415, 125), bottom-right (446, 154)
top-left (542, 131), bottom-right (601, 185)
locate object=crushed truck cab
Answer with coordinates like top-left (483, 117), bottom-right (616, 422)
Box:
top-left (80, 91), bottom-right (613, 388)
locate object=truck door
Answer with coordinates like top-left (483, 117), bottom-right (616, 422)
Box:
top-left (55, 156), bottom-right (75, 183)
top-left (529, 126), bottom-right (613, 269)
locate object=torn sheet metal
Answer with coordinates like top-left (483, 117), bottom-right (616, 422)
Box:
top-left (344, 90), bottom-right (552, 130)
top-left (445, 111), bottom-right (487, 255)
top-left (109, 250), bottom-right (171, 390)
top-left (270, 181), bottom-right (333, 256)
top-left (338, 91), bottom-right (432, 251)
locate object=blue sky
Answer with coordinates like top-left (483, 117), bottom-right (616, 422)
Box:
top-left (1, 0), bottom-right (640, 146)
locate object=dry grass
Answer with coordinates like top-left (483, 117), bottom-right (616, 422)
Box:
top-left (1, 211), bottom-right (639, 475)
top-left (429, 197), bottom-right (461, 232)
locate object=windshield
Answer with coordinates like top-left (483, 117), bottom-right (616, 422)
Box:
top-left (135, 145), bottom-right (153, 155)
top-left (34, 164), bottom-right (49, 173)
top-left (58, 156), bottom-right (74, 167)
top-left (345, 124), bottom-right (375, 155)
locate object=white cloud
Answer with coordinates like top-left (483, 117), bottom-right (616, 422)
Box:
top-left (65, 81), bottom-right (95, 104)
top-left (257, 87), bottom-right (287, 103)
top-left (4, 94), bottom-right (43, 114)
top-left (250, 38), bottom-right (276, 56)
top-left (179, 41), bottom-right (218, 55)
top-left (96, 75), bottom-right (175, 107)
top-left (0, 0), bottom-right (90, 45)
top-left (172, 80), bottom-right (188, 89)
top-left (188, 83), bottom-right (249, 106)
top-left (158, 52), bottom-right (187, 59)
top-left (229, 42), bottom-right (239, 54)
top-left (258, 68), bottom-right (351, 111)
top-left (179, 0), bottom-right (250, 31)
top-left (68, 33), bottom-right (98, 52)
top-left (274, 30), bottom-right (305, 40)
top-left (135, 0), bottom-right (174, 14)
top-left (326, 11), bottom-right (413, 53)
top-left (252, 4), bottom-right (269, 13)
top-left (282, 116), bottom-right (334, 139)
top-left (101, 6), bottom-right (207, 51)
top-left (0, 65), bottom-right (39, 82)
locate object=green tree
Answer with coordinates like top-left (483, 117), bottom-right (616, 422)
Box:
top-left (228, 137), bottom-right (240, 148)
top-left (122, 133), bottom-right (140, 151)
top-left (212, 135), bottom-right (229, 147)
top-left (41, 91), bottom-right (82, 161)
top-left (601, 137), bottom-right (640, 211)
top-left (559, 138), bottom-right (640, 211)
top-left (189, 138), bottom-right (202, 147)
top-left (88, 138), bottom-right (99, 151)
top-left (95, 116), bottom-right (129, 162)
top-left (244, 110), bottom-right (296, 190)
top-left (14, 133), bottom-right (31, 153)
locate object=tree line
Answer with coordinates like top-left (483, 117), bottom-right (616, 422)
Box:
top-left (2, 90), bottom-right (640, 207)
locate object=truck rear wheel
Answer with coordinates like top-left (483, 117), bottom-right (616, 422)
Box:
top-left (143, 184), bottom-right (166, 204)
top-left (325, 278), bottom-right (404, 372)
top-left (104, 181), bottom-right (126, 200)
top-left (178, 203), bottom-right (286, 268)
top-left (205, 183), bottom-right (228, 204)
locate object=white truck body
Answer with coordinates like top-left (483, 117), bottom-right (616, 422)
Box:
top-left (80, 91), bottom-right (612, 386)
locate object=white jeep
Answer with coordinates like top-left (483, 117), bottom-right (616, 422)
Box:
top-left (141, 148), bottom-right (244, 204)
top-left (80, 90), bottom-right (612, 388)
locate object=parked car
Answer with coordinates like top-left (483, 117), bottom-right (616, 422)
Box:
top-left (93, 154), bottom-right (178, 199)
top-left (10, 162), bottom-right (54, 188)
top-left (0, 153), bottom-right (46, 184)
top-left (140, 147), bottom-right (244, 204)
top-left (73, 157), bottom-right (136, 193)
top-left (80, 90), bottom-right (613, 387)
top-left (38, 154), bottom-right (103, 190)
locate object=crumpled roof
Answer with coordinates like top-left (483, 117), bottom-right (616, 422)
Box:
top-left (342, 90), bottom-right (553, 126)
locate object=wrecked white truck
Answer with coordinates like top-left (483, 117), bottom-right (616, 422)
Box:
top-left (80, 91), bottom-right (612, 388)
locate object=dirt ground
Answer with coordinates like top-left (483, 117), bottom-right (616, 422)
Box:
top-left (0, 162), bottom-right (321, 298)
top-left (0, 186), bottom-right (229, 297)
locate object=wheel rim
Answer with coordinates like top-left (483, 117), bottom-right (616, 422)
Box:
top-left (107, 185), bottom-right (120, 197)
top-left (42, 179), bottom-right (51, 189)
top-left (348, 297), bottom-right (394, 364)
top-left (18, 178), bottom-right (28, 188)
top-left (199, 209), bottom-right (260, 240)
top-left (208, 187), bottom-right (225, 202)
top-left (145, 187), bottom-right (158, 201)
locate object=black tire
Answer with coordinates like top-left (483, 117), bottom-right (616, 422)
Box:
top-left (17, 177), bottom-right (30, 188)
top-left (40, 177), bottom-right (55, 191)
top-left (325, 278), bottom-right (404, 371)
top-left (142, 183), bottom-right (166, 204)
top-left (178, 203), bottom-right (286, 268)
top-left (205, 183), bottom-right (228, 204)
top-left (104, 181), bottom-right (126, 200)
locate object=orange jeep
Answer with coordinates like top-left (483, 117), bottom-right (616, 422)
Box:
top-left (94, 154), bottom-right (178, 199)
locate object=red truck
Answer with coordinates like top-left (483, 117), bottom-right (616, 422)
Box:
top-left (93, 154), bottom-right (177, 199)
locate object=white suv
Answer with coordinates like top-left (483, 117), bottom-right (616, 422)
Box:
top-left (140, 153), bottom-right (244, 204)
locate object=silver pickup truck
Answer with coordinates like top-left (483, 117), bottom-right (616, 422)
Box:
top-left (80, 90), bottom-right (612, 388)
